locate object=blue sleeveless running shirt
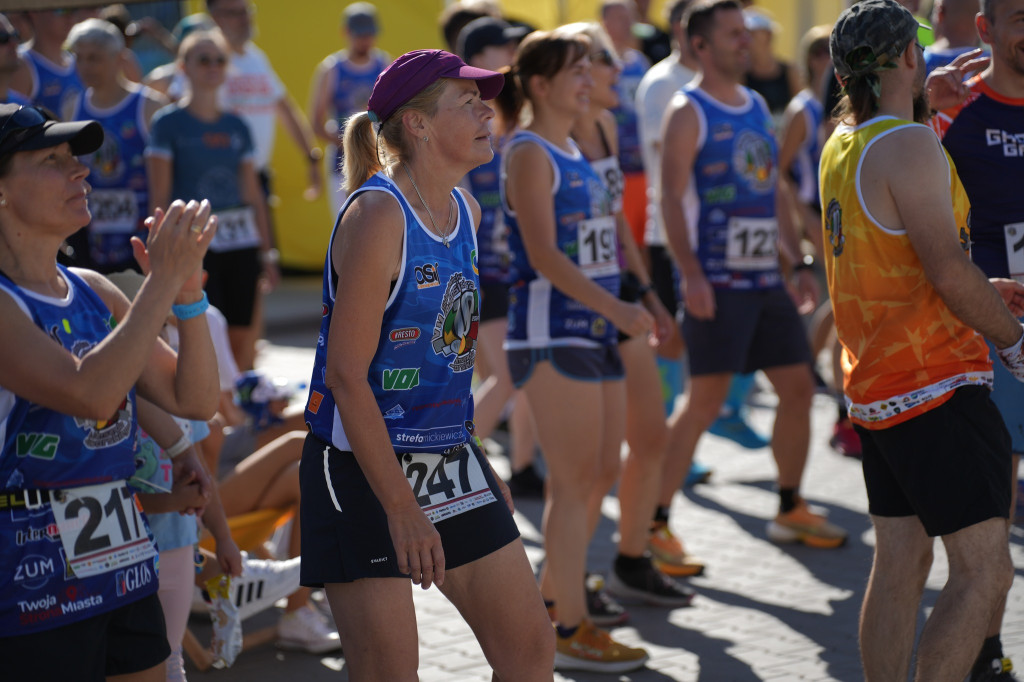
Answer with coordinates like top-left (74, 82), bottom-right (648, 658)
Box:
top-left (466, 148), bottom-right (509, 287)
top-left (306, 172), bottom-right (480, 454)
top-left (787, 89), bottom-right (823, 207)
top-left (18, 46), bottom-right (83, 119)
top-left (611, 49), bottom-right (649, 174)
top-left (72, 87), bottom-right (151, 272)
top-left (0, 266), bottom-right (154, 636)
top-left (685, 85), bottom-right (782, 290)
top-left (328, 50), bottom-right (388, 173)
top-left (501, 131), bottom-right (620, 348)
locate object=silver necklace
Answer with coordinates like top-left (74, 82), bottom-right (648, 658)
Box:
top-left (403, 163), bottom-right (453, 247)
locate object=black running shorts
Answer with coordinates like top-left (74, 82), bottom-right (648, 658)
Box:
top-left (856, 385), bottom-right (1012, 537)
top-left (299, 435), bottom-right (520, 585)
top-left (681, 287), bottom-right (812, 376)
top-left (0, 593), bottom-right (169, 681)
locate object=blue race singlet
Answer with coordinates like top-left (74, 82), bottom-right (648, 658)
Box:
top-left (306, 172), bottom-right (480, 453)
top-left (18, 46), bottom-right (83, 119)
top-left (466, 149), bottom-right (509, 287)
top-left (501, 131), bottom-right (620, 348)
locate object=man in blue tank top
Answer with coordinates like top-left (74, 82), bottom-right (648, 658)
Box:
top-left (658, 0), bottom-right (846, 549)
top-left (10, 10), bottom-right (82, 120)
top-left (931, 1), bottom-right (1024, 678)
top-left (68, 18), bottom-right (168, 273)
top-left (0, 14), bottom-right (28, 107)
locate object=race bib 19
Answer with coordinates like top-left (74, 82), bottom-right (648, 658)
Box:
top-left (577, 215), bottom-right (620, 279)
top-left (50, 481), bottom-right (156, 579)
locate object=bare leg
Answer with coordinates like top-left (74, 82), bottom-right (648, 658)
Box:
top-left (325, 578), bottom-right (419, 681)
top-left (228, 324), bottom-right (258, 375)
top-left (508, 394), bottom-right (537, 474)
top-left (659, 373), bottom-right (732, 508)
top-left (984, 454), bottom-right (1021, 639)
top-left (525, 362), bottom-right (607, 628)
top-left (585, 378), bottom-right (626, 541)
top-left (440, 540), bottom-right (555, 681)
top-left (474, 318), bottom-right (516, 439)
top-left (617, 336), bottom-right (667, 557)
top-left (860, 514), bottom-right (933, 682)
top-left (915, 517), bottom-right (1013, 681)
top-left (108, 664), bottom-right (165, 682)
top-left (762, 363), bottom-right (815, 490)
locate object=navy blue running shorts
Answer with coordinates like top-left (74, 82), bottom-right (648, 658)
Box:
top-left (506, 343), bottom-right (625, 388)
top-left (0, 593), bottom-right (169, 681)
top-left (682, 287), bottom-right (812, 376)
top-left (480, 281), bottom-right (510, 323)
top-left (299, 434), bottom-right (520, 585)
top-left (203, 246), bottom-right (261, 327)
top-left (856, 385), bottom-right (1012, 537)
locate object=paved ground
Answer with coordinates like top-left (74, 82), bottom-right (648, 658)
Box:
top-left (185, 277), bottom-right (1024, 681)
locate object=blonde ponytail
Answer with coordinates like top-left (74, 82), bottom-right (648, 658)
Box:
top-left (342, 112), bottom-right (381, 195)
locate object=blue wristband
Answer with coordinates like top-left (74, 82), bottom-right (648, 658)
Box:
top-left (172, 292), bottom-right (209, 321)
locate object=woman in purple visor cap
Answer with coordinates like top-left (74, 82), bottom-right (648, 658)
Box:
top-left (299, 49), bottom-right (555, 680)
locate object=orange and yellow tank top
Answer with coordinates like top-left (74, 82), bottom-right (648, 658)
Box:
top-left (819, 116), bottom-right (992, 430)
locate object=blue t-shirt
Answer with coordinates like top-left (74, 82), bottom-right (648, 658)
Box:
top-left (72, 87), bottom-right (152, 272)
top-left (501, 131), bottom-right (620, 348)
top-left (684, 85), bottom-right (782, 291)
top-left (132, 420), bottom-right (203, 552)
top-left (0, 266), bottom-right (156, 636)
top-left (306, 172), bottom-right (480, 454)
top-left (924, 45), bottom-right (987, 75)
top-left (146, 104), bottom-right (255, 211)
top-left (936, 77), bottom-right (1024, 279)
top-left (610, 48), bottom-right (650, 174)
top-left (18, 46), bottom-right (82, 119)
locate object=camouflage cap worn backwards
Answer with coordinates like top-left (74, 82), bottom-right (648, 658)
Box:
top-left (831, 0), bottom-right (922, 84)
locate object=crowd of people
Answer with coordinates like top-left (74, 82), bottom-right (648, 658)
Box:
top-left (1, 0), bottom-right (1023, 680)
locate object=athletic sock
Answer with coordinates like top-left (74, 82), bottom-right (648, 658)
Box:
top-left (974, 635), bottom-right (1005, 672)
top-left (837, 403), bottom-right (848, 422)
top-left (652, 506), bottom-right (670, 526)
top-left (555, 623), bottom-right (580, 639)
top-left (779, 488), bottom-right (798, 514)
top-left (724, 373), bottom-right (755, 414)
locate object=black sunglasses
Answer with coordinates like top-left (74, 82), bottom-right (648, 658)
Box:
top-left (0, 106), bottom-right (49, 155)
top-left (195, 54), bottom-right (227, 67)
top-left (0, 30), bottom-right (20, 46)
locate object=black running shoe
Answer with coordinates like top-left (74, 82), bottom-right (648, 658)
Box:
top-left (507, 464), bottom-right (545, 498)
top-left (585, 573), bottom-right (629, 626)
top-left (970, 658), bottom-right (1019, 682)
top-left (606, 557), bottom-right (696, 608)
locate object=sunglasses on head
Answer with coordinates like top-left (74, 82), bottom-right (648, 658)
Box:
top-left (0, 106), bottom-right (48, 152)
top-left (195, 54), bottom-right (227, 67)
top-left (0, 30), bottom-right (20, 46)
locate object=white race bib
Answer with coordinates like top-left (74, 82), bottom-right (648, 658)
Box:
top-left (50, 481), bottom-right (156, 579)
top-left (401, 446), bottom-right (496, 524)
top-left (577, 215), bottom-right (619, 279)
top-left (589, 156), bottom-right (624, 215)
top-left (725, 217), bottom-right (779, 270)
top-left (89, 189), bottom-right (139, 234)
top-left (1004, 223), bottom-right (1024, 281)
top-left (210, 206), bottom-right (261, 252)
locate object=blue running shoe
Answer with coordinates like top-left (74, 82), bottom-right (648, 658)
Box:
top-left (708, 412), bottom-right (770, 449)
top-left (684, 461), bottom-right (712, 487)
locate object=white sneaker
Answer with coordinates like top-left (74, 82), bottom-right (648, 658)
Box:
top-left (234, 554), bottom-right (302, 621)
top-left (277, 604), bottom-right (342, 654)
top-left (195, 552), bottom-right (303, 621)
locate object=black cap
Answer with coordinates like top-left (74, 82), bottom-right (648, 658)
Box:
top-left (456, 17), bottom-right (528, 64)
top-left (0, 104), bottom-right (103, 157)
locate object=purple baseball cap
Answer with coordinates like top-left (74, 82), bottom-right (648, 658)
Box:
top-left (366, 49), bottom-right (504, 124)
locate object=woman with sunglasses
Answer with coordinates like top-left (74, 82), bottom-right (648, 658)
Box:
top-left (146, 29), bottom-right (274, 372)
top-left (300, 49), bottom-right (554, 680)
top-left (561, 20), bottom-right (698, 611)
top-left (495, 29), bottom-right (653, 673)
top-left (0, 102), bottom-right (219, 681)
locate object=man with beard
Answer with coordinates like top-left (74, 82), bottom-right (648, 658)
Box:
top-left (930, 1), bottom-right (1024, 679)
top-left (820, 2), bottom-right (1024, 680)
top-left (659, 0), bottom-right (846, 549)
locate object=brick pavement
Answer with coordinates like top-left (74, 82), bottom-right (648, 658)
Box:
top-left (187, 279), bottom-right (1024, 681)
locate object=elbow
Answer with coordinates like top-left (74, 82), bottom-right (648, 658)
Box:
top-left (177, 393), bottom-right (219, 421)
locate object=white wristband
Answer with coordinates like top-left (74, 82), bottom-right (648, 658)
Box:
top-left (165, 434), bottom-right (191, 459)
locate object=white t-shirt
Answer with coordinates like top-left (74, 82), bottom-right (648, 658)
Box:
top-left (220, 43), bottom-right (285, 171)
top-left (205, 306), bottom-right (241, 392)
top-left (635, 53), bottom-right (696, 246)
